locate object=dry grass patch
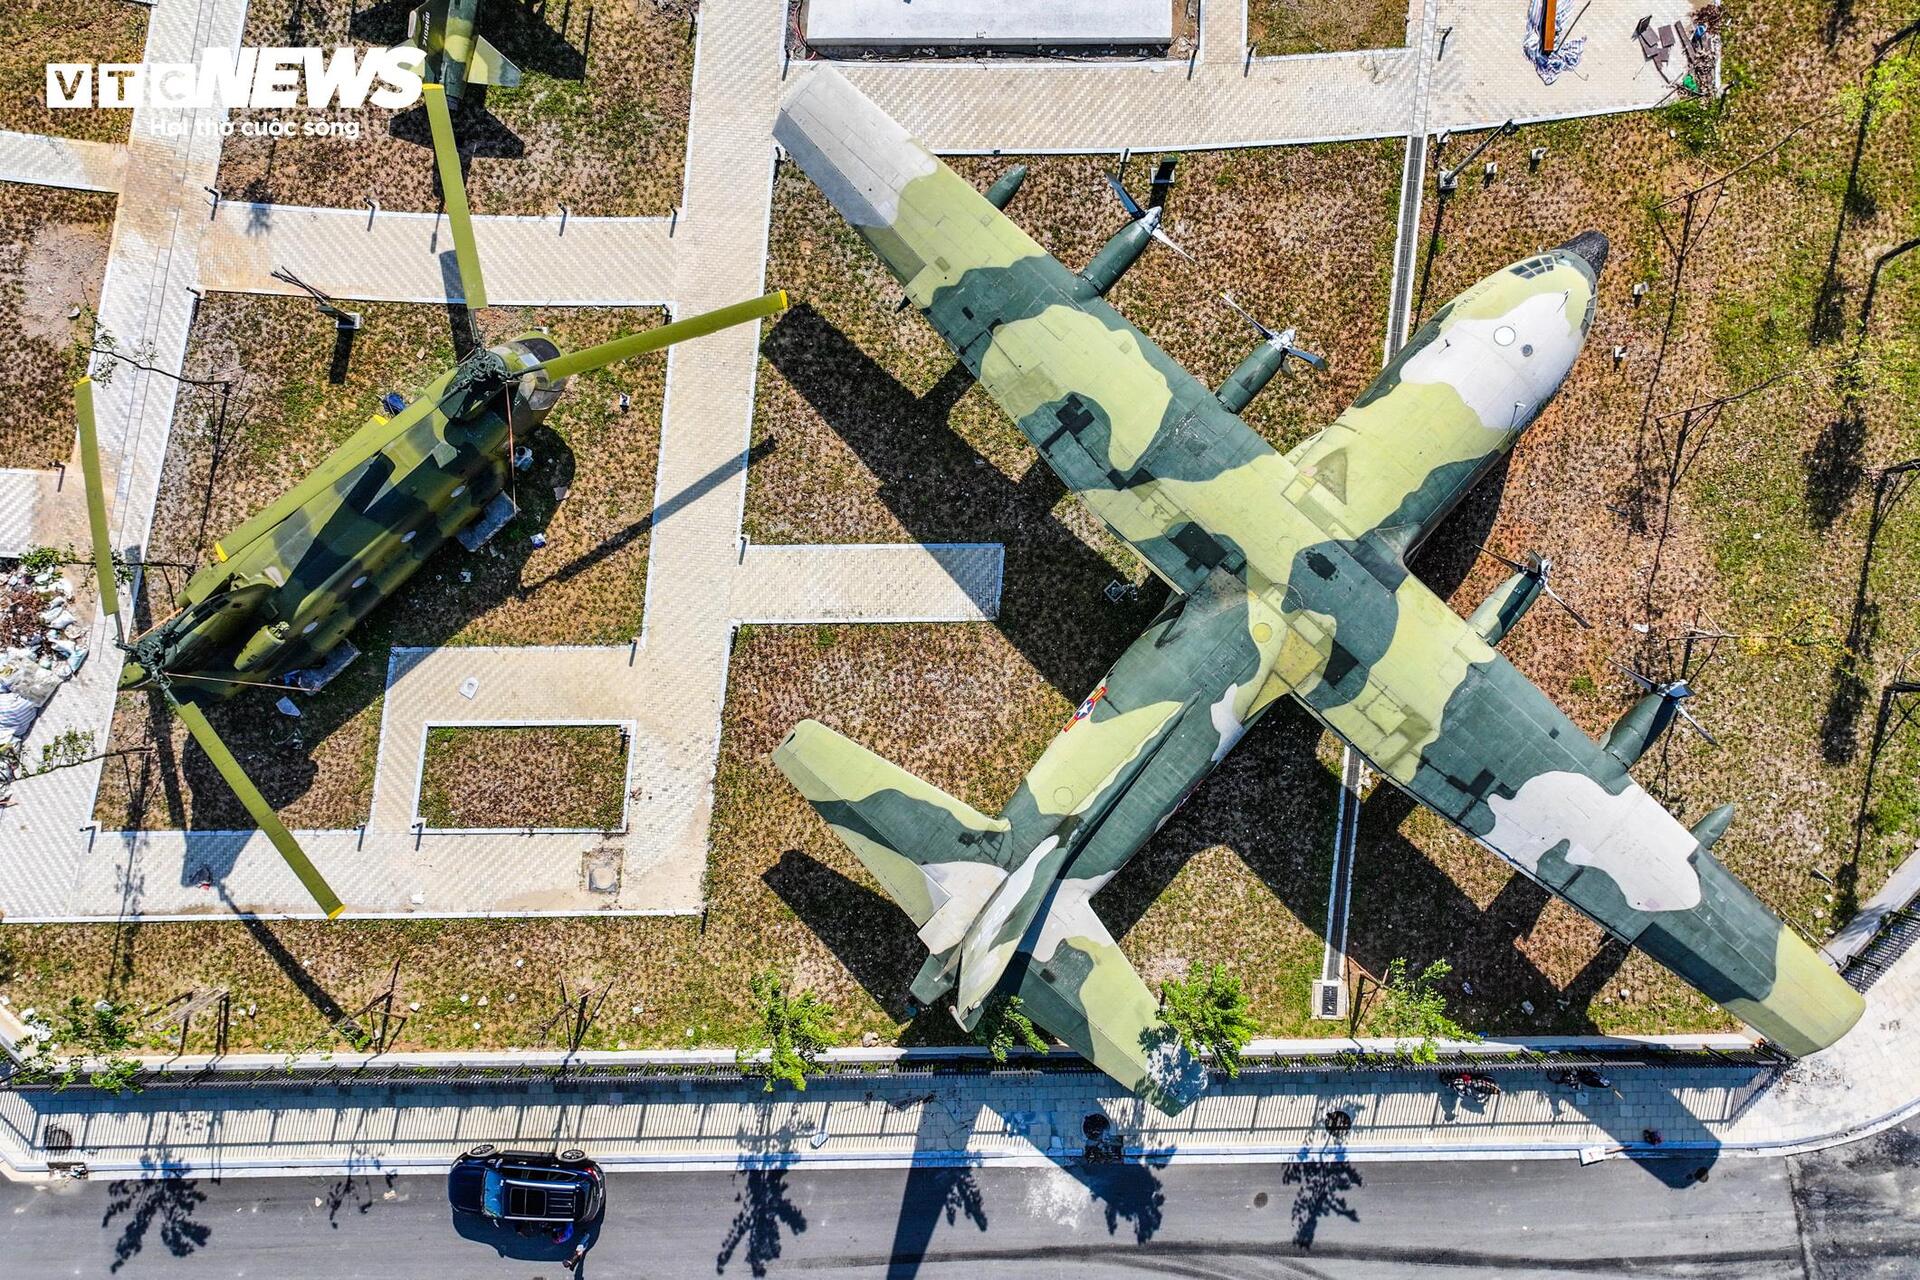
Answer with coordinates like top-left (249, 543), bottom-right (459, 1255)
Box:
top-left (0, 185), bottom-right (113, 470)
top-left (217, 0), bottom-right (692, 215)
top-left (1348, 0), bottom-right (1920, 1035)
top-left (418, 724), bottom-right (628, 830)
top-left (0, 3), bottom-right (148, 143)
top-left (93, 293), bottom-right (666, 832)
top-left (1250, 0), bottom-right (1410, 55)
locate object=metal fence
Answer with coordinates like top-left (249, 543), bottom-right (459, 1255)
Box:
top-left (0, 1038), bottom-right (1792, 1096)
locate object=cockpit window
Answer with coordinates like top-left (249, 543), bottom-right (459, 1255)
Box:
top-left (1509, 256), bottom-right (1557, 280)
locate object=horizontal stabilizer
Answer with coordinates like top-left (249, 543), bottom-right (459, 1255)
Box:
top-left (467, 36), bottom-right (522, 88)
top-left (773, 720), bottom-right (1011, 951)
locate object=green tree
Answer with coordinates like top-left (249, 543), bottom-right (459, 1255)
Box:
top-left (970, 994), bottom-right (1048, 1063)
top-left (1371, 958), bottom-right (1476, 1064)
top-left (1158, 961), bottom-right (1258, 1077)
top-left (736, 970), bottom-right (838, 1092)
top-left (11, 997), bottom-right (144, 1093)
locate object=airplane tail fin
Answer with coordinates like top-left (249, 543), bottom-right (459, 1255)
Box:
top-left (773, 721), bottom-right (1012, 988)
top-left (466, 37), bottom-right (522, 88)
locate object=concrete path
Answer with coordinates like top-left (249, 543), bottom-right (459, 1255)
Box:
top-left (0, 130), bottom-right (125, 193)
top-left (0, 0), bottom-right (1716, 920)
top-left (1, 940), bottom-right (1915, 1178)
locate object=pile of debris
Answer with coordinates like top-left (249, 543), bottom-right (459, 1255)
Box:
top-left (1, 559), bottom-right (90, 792)
top-left (1637, 6), bottom-right (1723, 98)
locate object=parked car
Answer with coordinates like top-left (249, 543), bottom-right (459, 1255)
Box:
top-left (447, 1146), bottom-right (604, 1227)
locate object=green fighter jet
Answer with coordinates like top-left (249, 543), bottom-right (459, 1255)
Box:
top-left (78, 82), bottom-right (786, 916)
top-left (770, 69), bottom-right (1863, 1114)
top-left (408, 0), bottom-right (520, 109)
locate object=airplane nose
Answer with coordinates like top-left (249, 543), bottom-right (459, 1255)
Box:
top-left (1558, 230), bottom-right (1609, 278)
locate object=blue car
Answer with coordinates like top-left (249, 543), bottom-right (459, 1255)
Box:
top-left (447, 1146), bottom-right (604, 1227)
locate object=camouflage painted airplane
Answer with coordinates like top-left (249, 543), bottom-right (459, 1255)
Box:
top-left (769, 69), bottom-right (1865, 1114)
top-left (408, 0), bottom-right (520, 108)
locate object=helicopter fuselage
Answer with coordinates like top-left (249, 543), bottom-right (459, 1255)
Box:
top-left (121, 334), bottom-right (571, 698)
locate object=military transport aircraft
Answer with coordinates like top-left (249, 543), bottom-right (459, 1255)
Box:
top-left (72, 82), bottom-right (784, 917)
top-left (769, 69), bottom-right (1864, 1113)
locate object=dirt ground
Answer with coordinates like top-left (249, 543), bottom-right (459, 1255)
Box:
top-left (0, 2), bottom-right (148, 144)
top-left (0, 186), bottom-right (114, 471)
top-left (1249, 0), bottom-right (1411, 55)
top-left (91, 293), bottom-right (667, 832)
top-left (1347, 0), bottom-right (1920, 1036)
top-left (418, 724), bottom-right (628, 829)
top-left (216, 0), bottom-right (693, 217)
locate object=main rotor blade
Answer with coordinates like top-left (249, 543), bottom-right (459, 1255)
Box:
top-left (73, 378), bottom-right (123, 637)
top-left (173, 698), bottom-right (345, 918)
top-left (532, 291), bottom-right (789, 382)
top-left (423, 82), bottom-right (487, 311)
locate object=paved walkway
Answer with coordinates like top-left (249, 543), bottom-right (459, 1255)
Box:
top-left (0, 0), bottom-right (1714, 920)
top-left (2, 941), bottom-right (1915, 1178)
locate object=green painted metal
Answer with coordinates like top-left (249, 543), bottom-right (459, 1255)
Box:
top-left (423, 82), bottom-right (486, 310)
top-left (73, 378), bottom-right (121, 627)
top-left (535, 291), bottom-right (791, 381)
top-left (174, 700), bottom-right (346, 918)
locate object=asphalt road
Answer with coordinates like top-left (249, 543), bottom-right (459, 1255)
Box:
top-left (3, 1123), bottom-right (1916, 1279)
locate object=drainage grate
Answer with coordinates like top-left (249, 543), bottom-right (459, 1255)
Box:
top-left (43, 1126), bottom-right (73, 1153)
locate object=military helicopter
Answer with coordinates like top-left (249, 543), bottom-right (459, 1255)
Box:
top-left (409, 0), bottom-right (519, 110)
top-left (74, 81), bottom-right (786, 915)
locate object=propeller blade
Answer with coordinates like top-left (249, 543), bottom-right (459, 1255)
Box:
top-left (1150, 226), bottom-right (1195, 262)
top-left (173, 697), bottom-right (345, 918)
top-left (1285, 346), bottom-right (1329, 371)
top-left (1675, 703), bottom-right (1720, 747)
top-left (1610, 657), bottom-right (1659, 693)
top-left (423, 82), bottom-right (487, 311)
top-left (1477, 544), bottom-right (1531, 575)
top-left (531, 291), bottom-right (789, 382)
top-left (1219, 292), bottom-right (1278, 341)
top-left (1106, 173), bottom-right (1145, 220)
top-left (1147, 158), bottom-right (1177, 209)
top-left (1541, 582), bottom-right (1593, 629)
top-left (73, 378), bottom-right (123, 639)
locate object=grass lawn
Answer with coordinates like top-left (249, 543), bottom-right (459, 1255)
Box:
top-left (0, 185), bottom-right (113, 470)
top-left (418, 724), bottom-right (628, 830)
top-left (0, 2), bottom-right (148, 143)
top-left (91, 294), bottom-right (666, 832)
top-left (1350, 0), bottom-right (1920, 1037)
top-left (1249, 0), bottom-right (1411, 55)
top-left (217, 0), bottom-right (693, 216)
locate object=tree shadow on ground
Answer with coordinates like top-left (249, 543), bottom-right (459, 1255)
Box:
top-left (1283, 1153), bottom-right (1361, 1247)
top-left (100, 1152), bottom-right (211, 1274)
top-left (715, 1166), bottom-right (807, 1277)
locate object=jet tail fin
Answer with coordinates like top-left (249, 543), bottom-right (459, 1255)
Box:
top-left (773, 720), bottom-right (1011, 960)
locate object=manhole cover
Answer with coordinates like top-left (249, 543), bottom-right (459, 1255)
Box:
top-left (583, 847), bottom-right (621, 894)
top-left (43, 1126), bottom-right (73, 1153)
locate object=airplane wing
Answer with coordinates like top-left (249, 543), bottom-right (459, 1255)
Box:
top-left (1331, 580), bottom-right (1865, 1057)
top-left (775, 69), bottom-right (1287, 596)
top-left (1011, 885), bottom-right (1208, 1114)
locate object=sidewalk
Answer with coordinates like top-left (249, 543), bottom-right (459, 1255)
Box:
top-left (3, 938), bottom-right (1913, 1179)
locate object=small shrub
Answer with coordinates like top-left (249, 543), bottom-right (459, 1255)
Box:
top-left (736, 970), bottom-right (838, 1092)
top-left (1159, 961), bottom-right (1258, 1077)
top-left (970, 994), bottom-right (1048, 1063)
top-left (1370, 958), bottom-right (1475, 1064)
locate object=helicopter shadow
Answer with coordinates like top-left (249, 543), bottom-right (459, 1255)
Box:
top-left (350, 0), bottom-right (591, 83)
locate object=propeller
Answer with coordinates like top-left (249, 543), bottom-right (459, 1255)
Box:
top-left (423, 81), bottom-right (487, 312)
top-left (1219, 292), bottom-right (1328, 372)
top-left (1107, 158), bottom-right (1193, 262)
top-left (1612, 659), bottom-right (1719, 746)
top-left (71, 380), bottom-right (346, 918)
top-left (1478, 547), bottom-right (1591, 628)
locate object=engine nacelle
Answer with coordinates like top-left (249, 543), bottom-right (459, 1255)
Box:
top-left (1216, 343), bottom-right (1290, 415)
top-left (1690, 803), bottom-right (1735, 851)
top-left (1467, 568), bottom-right (1546, 646)
top-left (1602, 692), bottom-right (1679, 771)
top-left (984, 164), bottom-right (1027, 211)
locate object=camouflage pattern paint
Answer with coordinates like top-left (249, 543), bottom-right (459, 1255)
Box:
top-left (771, 68), bottom-right (1864, 1113)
